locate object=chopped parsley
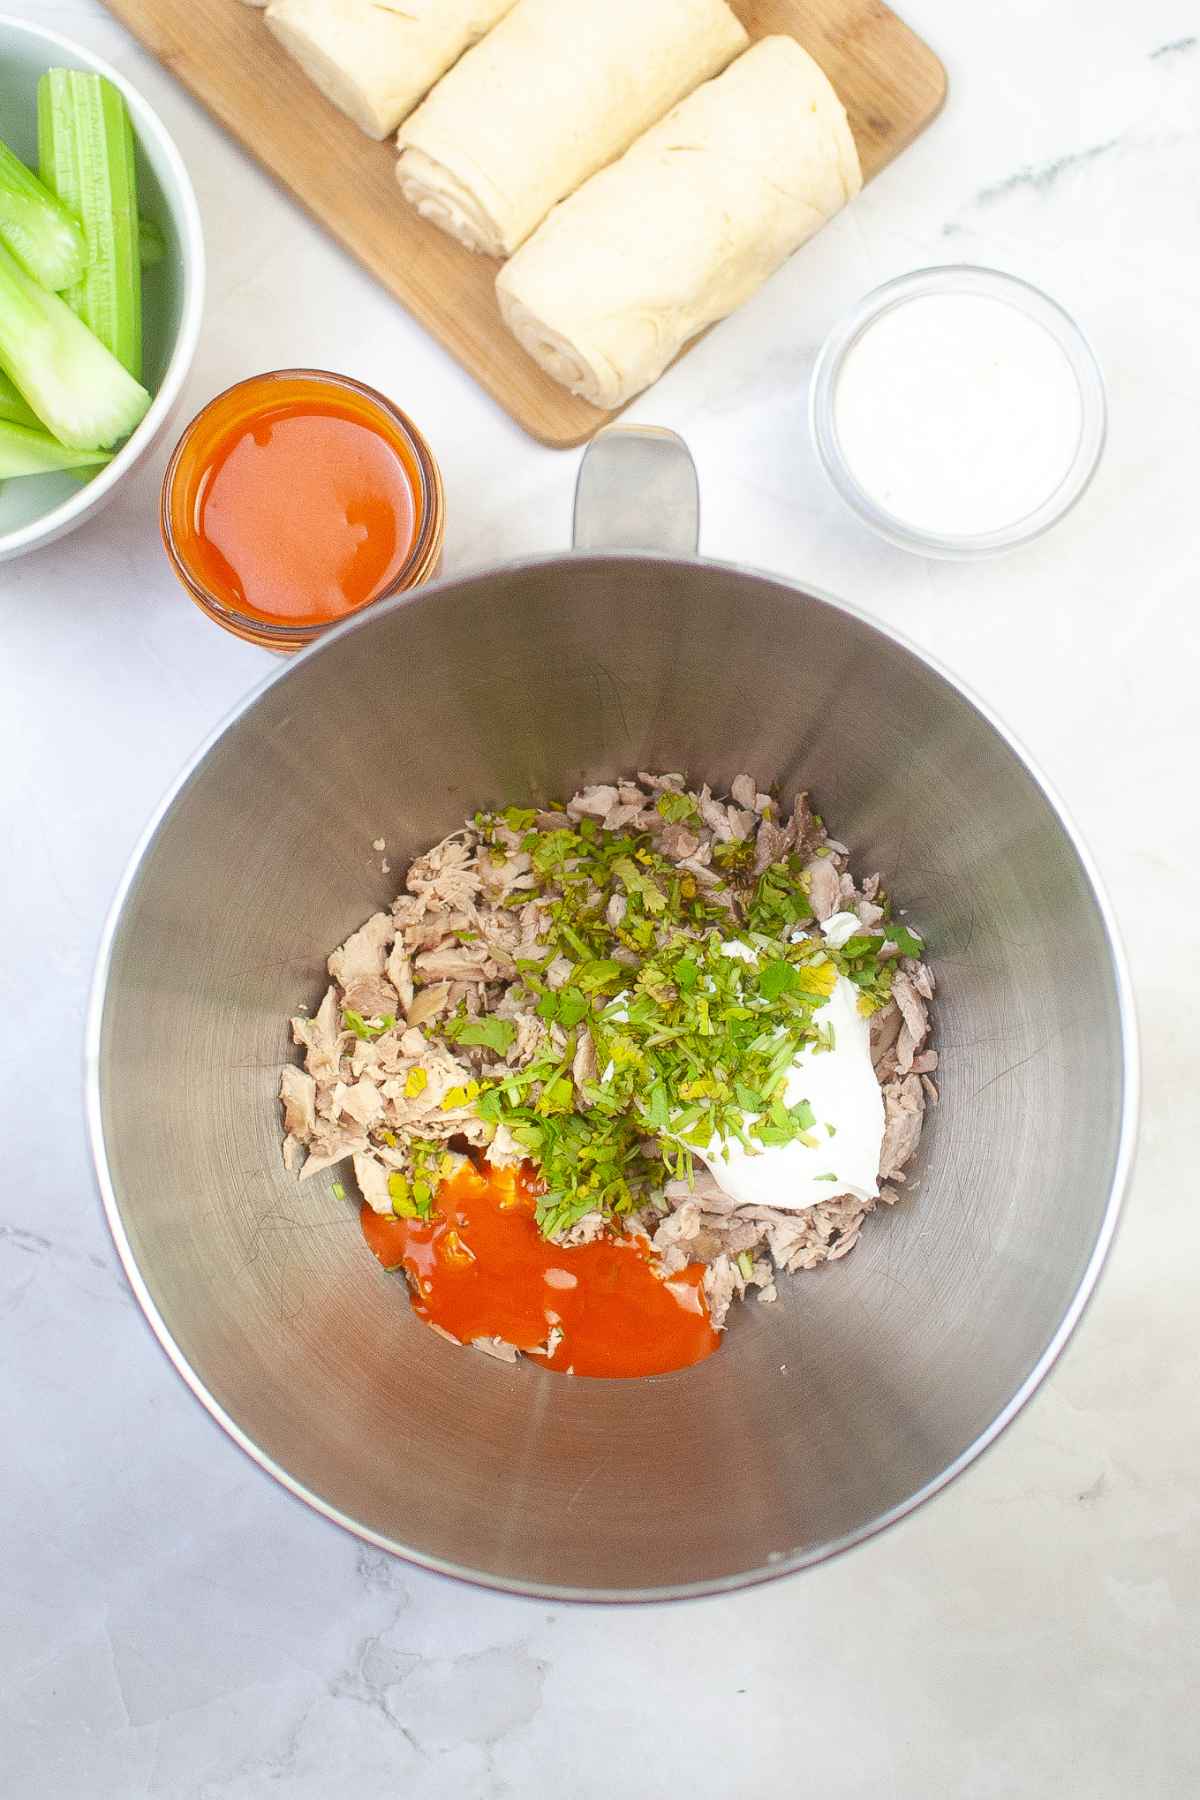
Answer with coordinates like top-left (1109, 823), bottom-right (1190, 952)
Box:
top-left (442, 1015), bottom-right (517, 1056)
top-left (343, 1008), bottom-right (396, 1041)
top-left (422, 813), bottom-right (885, 1237)
top-left (387, 1141), bottom-right (452, 1218)
top-left (886, 923), bottom-right (924, 957)
top-left (388, 799), bottom-right (918, 1239)
top-left (656, 791), bottom-right (699, 824)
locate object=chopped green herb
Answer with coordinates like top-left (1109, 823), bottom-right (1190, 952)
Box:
top-left (343, 1009), bottom-right (396, 1041)
top-left (712, 838), bottom-right (754, 875)
top-left (441, 1081), bottom-right (481, 1110)
top-left (358, 784), bottom-right (905, 1240)
top-left (530, 829), bottom-right (577, 877)
top-left (675, 955), bottom-right (699, 991)
top-left (443, 1015), bottom-right (517, 1056)
top-left (556, 990), bottom-right (591, 1028)
top-left (612, 855), bottom-right (667, 915)
top-left (656, 792), bottom-right (699, 823)
top-left (839, 934), bottom-right (885, 959)
top-left (388, 1172), bottom-right (418, 1217)
top-left (573, 958), bottom-right (623, 993)
top-left (758, 959), bottom-right (798, 1000)
top-left (887, 924), bottom-right (924, 957)
top-left (793, 962), bottom-right (837, 1000)
top-left (746, 859), bottom-right (814, 937)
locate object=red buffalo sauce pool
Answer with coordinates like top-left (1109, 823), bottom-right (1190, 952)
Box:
top-left (361, 1161), bottom-right (718, 1379)
top-left (161, 370), bottom-right (444, 650)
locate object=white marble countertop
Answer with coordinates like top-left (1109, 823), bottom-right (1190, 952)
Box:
top-left (2, 3), bottom-right (1197, 1794)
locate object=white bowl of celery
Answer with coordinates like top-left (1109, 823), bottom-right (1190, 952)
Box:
top-left (0, 17), bottom-right (203, 561)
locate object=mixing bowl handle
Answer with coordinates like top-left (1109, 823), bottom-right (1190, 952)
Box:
top-left (572, 425), bottom-right (700, 556)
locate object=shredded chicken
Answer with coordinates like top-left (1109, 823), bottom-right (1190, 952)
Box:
top-left (341, 973), bottom-right (399, 1022)
top-left (279, 1066), bottom-right (316, 1141)
top-left (279, 773), bottom-right (936, 1348)
top-left (806, 855), bottom-right (841, 921)
top-left (328, 912), bottom-right (392, 986)
top-left (891, 970), bottom-right (930, 1077)
top-left (880, 1073), bottom-right (926, 1181)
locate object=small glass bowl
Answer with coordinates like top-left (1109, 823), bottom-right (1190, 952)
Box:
top-left (160, 369), bottom-right (445, 650)
top-left (809, 266), bottom-right (1107, 559)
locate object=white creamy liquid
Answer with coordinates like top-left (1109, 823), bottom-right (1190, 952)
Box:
top-left (834, 293), bottom-right (1084, 537)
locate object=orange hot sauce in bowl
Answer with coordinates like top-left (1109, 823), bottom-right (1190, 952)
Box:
top-left (361, 1161), bottom-right (719, 1380)
top-left (161, 370), bottom-right (444, 650)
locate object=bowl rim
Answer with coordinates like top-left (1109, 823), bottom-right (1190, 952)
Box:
top-left (0, 12), bottom-right (205, 559)
top-left (84, 552), bottom-right (1141, 1604)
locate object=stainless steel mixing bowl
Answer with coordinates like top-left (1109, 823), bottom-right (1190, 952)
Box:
top-left (87, 430), bottom-right (1136, 1600)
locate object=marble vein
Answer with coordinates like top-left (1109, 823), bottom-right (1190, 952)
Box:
top-left (970, 138), bottom-right (1122, 209)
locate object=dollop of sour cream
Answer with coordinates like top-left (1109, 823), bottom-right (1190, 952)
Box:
top-left (695, 925), bottom-right (884, 1213)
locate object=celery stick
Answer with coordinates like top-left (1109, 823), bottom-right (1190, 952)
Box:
top-left (0, 418), bottom-right (110, 478)
top-left (37, 69), bottom-right (142, 378)
top-left (0, 239), bottom-right (150, 450)
top-left (0, 135), bottom-right (87, 290)
top-left (0, 367), bottom-right (41, 429)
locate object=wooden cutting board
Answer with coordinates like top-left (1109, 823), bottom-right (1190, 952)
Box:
top-left (102, 0), bottom-right (946, 447)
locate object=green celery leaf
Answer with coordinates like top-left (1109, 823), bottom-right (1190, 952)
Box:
top-left (757, 960), bottom-right (798, 1000)
top-left (574, 958), bottom-right (623, 993)
top-left (449, 1016), bottom-right (517, 1055)
top-left (343, 1009), bottom-right (396, 1041)
top-left (887, 924), bottom-right (924, 957)
top-left (655, 792), bottom-right (698, 823)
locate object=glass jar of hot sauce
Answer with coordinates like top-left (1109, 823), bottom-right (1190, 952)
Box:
top-left (160, 369), bottom-right (445, 650)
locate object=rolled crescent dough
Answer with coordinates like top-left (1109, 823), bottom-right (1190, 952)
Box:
top-left (395, 0), bottom-right (749, 258)
top-left (264, 0), bottom-right (518, 140)
top-left (495, 36), bottom-right (863, 410)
